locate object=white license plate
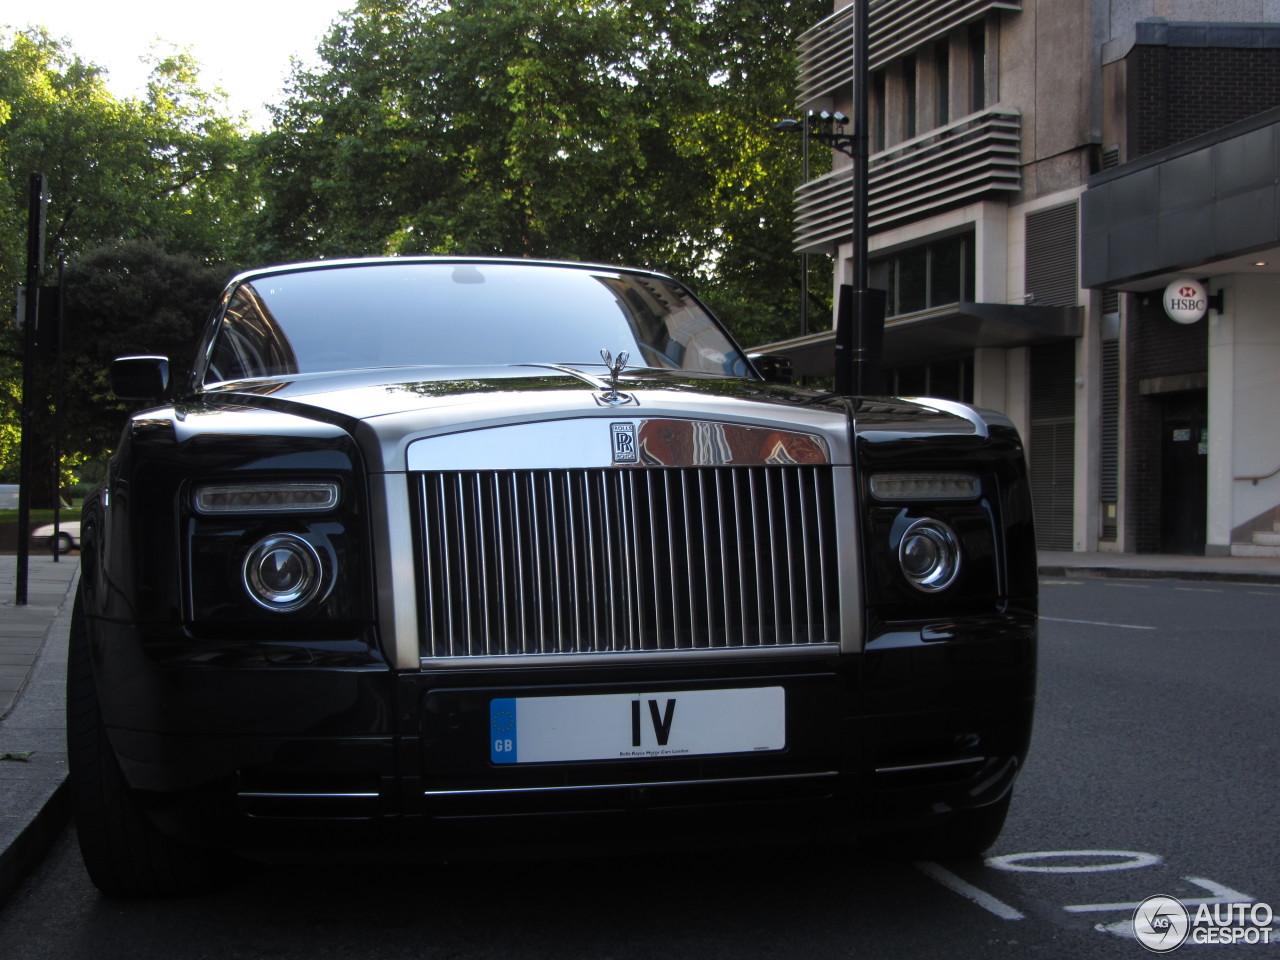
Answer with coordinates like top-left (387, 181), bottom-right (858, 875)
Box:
top-left (489, 687), bottom-right (786, 764)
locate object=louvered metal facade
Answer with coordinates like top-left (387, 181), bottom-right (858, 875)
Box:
top-left (1029, 341), bottom-right (1077, 550)
top-left (798, 0), bottom-right (1022, 104)
top-left (414, 466), bottom-right (841, 662)
top-left (1025, 202), bottom-right (1080, 307)
top-left (793, 109), bottom-right (1021, 252)
top-left (1100, 338), bottom-right (1120, 540)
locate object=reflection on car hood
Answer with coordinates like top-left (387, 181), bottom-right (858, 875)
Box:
top-left (198, 364), bottom-right (837, 423)
top-left (186, 364), bottom-right (992, 474)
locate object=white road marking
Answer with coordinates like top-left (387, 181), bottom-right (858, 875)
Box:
top-left (1041, 616), bottom-right (1156, 631)
top-left (1065, 875), bottom-right (1255, 913)
top-left (1175, 587), bottom-right (1222, 593)
top-left (916, 861), bottom-right (1025, 921)
top-left (986, 850), bottom-right (1162, 873)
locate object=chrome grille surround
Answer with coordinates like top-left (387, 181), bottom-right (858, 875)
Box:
top-left (414, 465), bottom-right (843, 663)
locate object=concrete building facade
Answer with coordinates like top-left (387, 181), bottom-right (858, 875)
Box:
top-left (763, 0), bottom-right (1280, 556)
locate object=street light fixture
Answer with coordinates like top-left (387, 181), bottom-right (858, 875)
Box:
top-left (775, 1), bottom-right (883, 397)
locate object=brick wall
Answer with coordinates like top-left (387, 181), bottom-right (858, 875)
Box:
top-left (1130, 46), bottom-right (1280, 156)
top-left (1124, 295), bottom-right (1208, 552)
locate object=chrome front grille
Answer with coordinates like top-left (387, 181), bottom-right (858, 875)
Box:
top-left (414, 466), bottom-right (840, 660)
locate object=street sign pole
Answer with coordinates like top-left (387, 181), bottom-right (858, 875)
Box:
top-left (833, 0), bottom-right (885, 397)
top-left (16, 173), bottom-right (47, 605)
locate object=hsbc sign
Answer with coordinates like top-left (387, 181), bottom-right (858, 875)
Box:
top-left (1163, 278), bottom-right (1208, 324)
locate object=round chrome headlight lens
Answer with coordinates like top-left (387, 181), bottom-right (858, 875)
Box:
top-left (898, 518), bottom-right (961, 593)
top-left (242, 534), bottom-right (324, 612)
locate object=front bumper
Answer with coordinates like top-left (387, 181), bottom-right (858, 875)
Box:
top-left (90, 617), bottom-right (1035, 858)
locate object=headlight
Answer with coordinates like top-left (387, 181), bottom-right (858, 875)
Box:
top-left (897, 518), bottom-right (961, 592)
top-left (242, 534), bottom-right (326, 612)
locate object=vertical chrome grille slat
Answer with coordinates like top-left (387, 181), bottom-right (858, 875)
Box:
top-left (812, 468), bottom-right (831, 647)
top-left (781, 470), bottom-right (799, 645)
top-left (416, 465), bottom-right (839, 659)
top-left (680, 470), bottom-right (698, 649)
top-left (715, 471), bottom-right (732, 650)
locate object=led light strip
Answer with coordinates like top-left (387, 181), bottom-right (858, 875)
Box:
top-left (869, 472), bottom-right (978, 501)
top-left (193, 482), bottom-right (340, 514)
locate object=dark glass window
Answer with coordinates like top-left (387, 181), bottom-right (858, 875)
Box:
top-left (930, 361), bottom-right (961, 400)
top-left (935, 40), bottom-right (950, 126)
top-left (201, 262), bottom-right (751, 384)
top-left (887, 357), bottom-right (972, 403)
top-left (903, 55), bottom-right (917, 140)
top-left (874, 232), bottom-right (973, 318)
top-left (896, 364), bottom-right (928, 396)
top-left (872, 70), bottom-right (886, 152)
top-left (897, 246), bottom-right (928, 314)
top-left (969, 22), bottom-right (986, 110)
top-left (931, 235), bottom-right (964, 306)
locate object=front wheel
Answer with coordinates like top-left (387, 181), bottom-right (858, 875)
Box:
top-left (66, 593), bottom-right (238, 897)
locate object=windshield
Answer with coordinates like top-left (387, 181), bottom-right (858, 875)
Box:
top-left (201, 261), bottom-right (753, 385)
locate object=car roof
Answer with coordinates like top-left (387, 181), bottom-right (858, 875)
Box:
top-left (226, 257), bottom-right (678, 289)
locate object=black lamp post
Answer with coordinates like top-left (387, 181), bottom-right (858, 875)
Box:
top-left (776, 1), bottom-right (883, 396)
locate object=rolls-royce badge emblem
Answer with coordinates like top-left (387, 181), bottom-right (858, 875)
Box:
top-left (598, 349), bottom-right (630, 405)
top-left (611, 422), bottom-right (638, 463)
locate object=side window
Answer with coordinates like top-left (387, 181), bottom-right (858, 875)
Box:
top-left (203, 285), bottom-right (298, 385)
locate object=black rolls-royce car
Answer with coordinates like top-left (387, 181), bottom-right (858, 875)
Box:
top-left (69, 258), bottom-right (1037, 897)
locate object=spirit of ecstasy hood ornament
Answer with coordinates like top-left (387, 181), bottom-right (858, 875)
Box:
top-left (598, 349), bottom-right (632, 405)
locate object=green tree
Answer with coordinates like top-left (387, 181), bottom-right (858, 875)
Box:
top-left (0, 28), bottom-right (253, 502)
top-left (0, 28), bottom-right (257, 285)
top-left (257, 0), bottom-right (829, 345)
top-left (55, 241), bottom-right (227, 464)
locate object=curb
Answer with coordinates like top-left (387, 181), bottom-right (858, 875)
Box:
top-left (0, 780), bottom-right (69, 907)
top-left (1037, 564), bottom-right (1280, 585)
top-left (0, 559), bottom-right (77, 911)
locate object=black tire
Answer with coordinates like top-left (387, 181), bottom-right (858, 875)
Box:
top-left (66, 592), bottom-right (237, 897)
top-left (55, 532), bottom-right (73, 554)
top-left (865, 791), bottom-right (1012, 860)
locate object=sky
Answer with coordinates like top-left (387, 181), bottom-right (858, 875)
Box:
top-left (2, 0), bottom-right (357, 128)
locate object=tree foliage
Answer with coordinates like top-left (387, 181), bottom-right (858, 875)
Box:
top-left (0, 28), bottom-right (250, 500)
top-left (258, 0), bottom-right (829, 344)
top-left (0, 3), bottom-right (832, 498)
top-left (0, 28), bottom-right (257, 287)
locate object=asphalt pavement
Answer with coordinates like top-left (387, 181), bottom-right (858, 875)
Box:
top-left (0, 547), bottom-right (1276, 907)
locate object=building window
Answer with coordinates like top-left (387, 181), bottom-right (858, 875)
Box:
top-left (872, 70), bottom-right (886, 152)
top-left (885, 357), bottom-right (973, 403)
top-left (935, 40), bottom-right (950, 126)
top-left (871, 232), bottom-right (973, 319)
top-left (969, 21), bottom-right (986, 111)
top-left (903, 55), bottom-right (917, 140)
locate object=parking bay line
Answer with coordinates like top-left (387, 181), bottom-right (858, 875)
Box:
top-left (1041, 616), bottom-right (1156, 631)
top-left (916, 861), bottom-right (1025, 921)
top-left (1063, 876), bottom-right (1254, 913)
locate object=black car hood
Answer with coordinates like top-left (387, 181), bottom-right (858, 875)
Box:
top-left (197, 364), bottom-right (836, 423)
top-left (186, 364), bottom-right (998, 474)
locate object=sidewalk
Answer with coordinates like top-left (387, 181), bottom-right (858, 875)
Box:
top-left (1037, 549), bottom-right (1280, 584)
top-left (0, 547), bottom-right (1276, 906)
top-left (0, 553), bottom-right (78, 906)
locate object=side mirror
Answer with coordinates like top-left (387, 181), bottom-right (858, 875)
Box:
top-left (110, 356), bottom-right (171, 401)
top-left (750, 354), bottom-right (794, 385)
